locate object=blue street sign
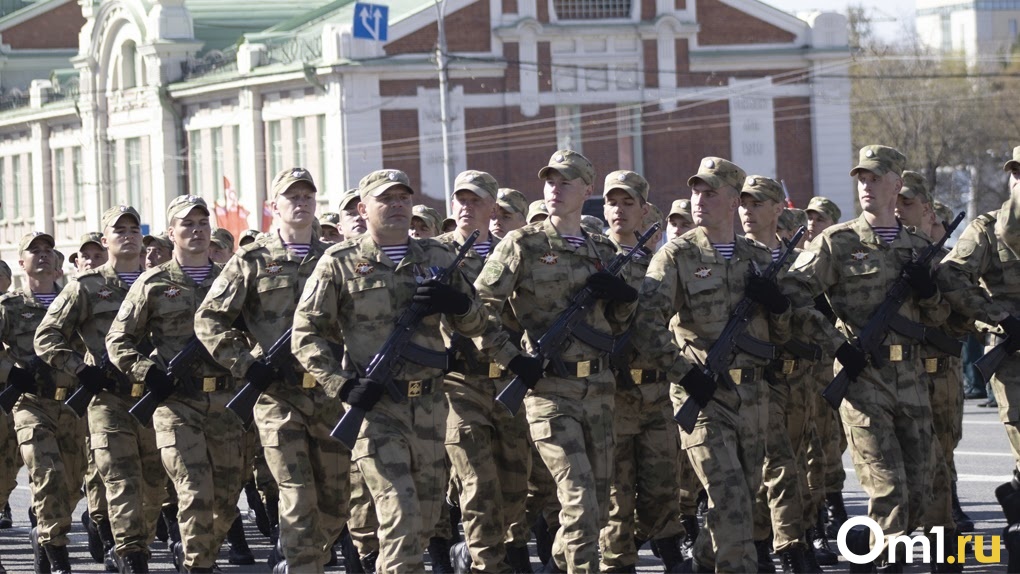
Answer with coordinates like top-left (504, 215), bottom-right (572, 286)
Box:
top-left (353, 3), bottom-right (389, 42)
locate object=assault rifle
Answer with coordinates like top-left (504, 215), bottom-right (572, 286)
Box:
top-left (0, 357), bottom-right (44, 414)
top-left (974, 331), bottom-right (1016, 386)
top-left (495, 223), bottom-right (661, 416)
top-left (64, 352), bottom-right (129, 417)
top-left (129, 337), bottom-right (206, 425)
top-left (329, 230), bottom-right (480, 449)
top-left (821, 211), bottom-right (965, 409)
top-left (226, 329), bottom-right (293, 427)
top-left (673, 227), bottom-right (805, 433)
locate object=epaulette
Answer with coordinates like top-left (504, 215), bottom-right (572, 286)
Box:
top-left (324, 237), bottom-right (359, 257)
top-left (823, 220), bottom-right (857, 238)
top-left (236, 238), bottom-right (266, 257)
top-left (975, 211), bottom-right (998, 227)
top-left (740, 235), bottom-right (769, 251)
top-left (77, 268), bottom-right (102, 280)
top-left (0, 291), bottom-right (21, 305)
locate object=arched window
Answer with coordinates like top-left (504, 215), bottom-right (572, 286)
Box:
top-left (121, 40), bottom-right (137, 89)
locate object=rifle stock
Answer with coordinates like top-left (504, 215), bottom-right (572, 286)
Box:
top-left (974, 338), bottom-right (1010, 386)
top-left (64, 386), bottom-right (92, 417)
top-left (129, 337), bottom-right (205, 426)
top-left (226, 329), bottom-right (294, 426)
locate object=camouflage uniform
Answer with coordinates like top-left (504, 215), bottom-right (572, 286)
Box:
top-left (35, 259), bottom-right (167, 557)
top-left (292, 220), bottom-right (489, 571)
top-left (195, 229), bottom-right (350, 572)
top-left (107, 257), bottom-right (244, 571)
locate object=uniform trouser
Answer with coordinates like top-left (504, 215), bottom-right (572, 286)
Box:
top-left (154, 390), bottom-right (244, 569)
top-left (806, 359), bottom-right (847, 497)
top-left (89, 393), bottom-right (168, 555)
top-left (14, 393), bottom-right (87, 546)
top-left (353, 388), bottom-right (448, 573)
top-left (526, 440), bottom-right (560, 535)
top-left (445, 374), bottom-right (531, 573)
top-left (677, 439), bottom-right (701, 517)
top-left (0, 408), bottom-right (19, 508)
top-left (434, 465), bottom-right (454, 540)
top-left (348, 464), bottom-right (380, 556)
top-left (526, 372), bottom-right (614, 574)
top-left (599, 382), bottom-right (682, 570)
top-left (840, 359), bottom-right (933, 563)
top-left (753, 372), bottom-right (809, 553)
top-left (257, 389), bottom-right (350, 572)
top-left (673, 378), bottom-right (767, 574)
top-left (929, 357), bottom-right (963, 483)
top-left (84, 428), bottom-right (109, 526)
top-left (992, 352), bottom-right (1020, 476)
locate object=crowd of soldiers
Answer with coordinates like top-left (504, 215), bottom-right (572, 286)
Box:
top-left (0, 141), bottom-right (1017, 574)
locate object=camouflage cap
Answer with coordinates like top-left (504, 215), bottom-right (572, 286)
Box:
top-left (899, 170), bottom-right (932, 204)
top-left (805, 196), bottom-right (841, 223)
top-left (211, 228), bottom-right (235, 250)
top-left (740, 175), bottom-right (784, 204)
top-left (411, 205), bottom-right (442, 234)
top-left (538, 150), bottom-right (595, 185)
top-left (76, 231), bottom-right (105, 252)
top-left (101, 205), bottom-right (141, 230)
top-left (143, 233), bottom-right (173, 251)
top-left (603, 170), bottom-right (649, 204)
top-left (454, 170), bottom-right (499, 200)
top-left (359, 169), bottom-right (415, 199)
top-left (441, 217), bottom-right (456, 232)
top-left (687, 157), bottom-right (747, 191)
top-left (643, 202), bottom-right (664, 229)
top-left (167, 195), bottom-right (210, 223)
top-left (239, 229), bottom-right (261, 246)
top-left (18, 231), bottom-right (54, 253)
top-left (1004, 146), bottom-right (1020, 172)
top-left (668, 199), bottom-right (693, 223)
top-left (271, 167), bottom-right (316, 197)
top-left (319, 212), bottom-right (341, 229)
top-left (339, 188), bottom-right (361, 210)
top-left (934, 200), bottom-right (954, 225)
top-left (54, 249), bottom-right (64, 269)
top-left (527, 200), bottom-right (549, 223)
top-left (581, 215), bottom-right (604, 235)
top-left (0, 260), bottom-right (11, 279)
top-left (850, 145), bottom-right (907, 177)
top-left (496, 188), bottom-right (528, 216)
top-left (778, 208), bottom-right (807, 232)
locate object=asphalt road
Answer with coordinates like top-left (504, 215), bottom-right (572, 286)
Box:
top-left (0, 396), bottom-right (1013, 572)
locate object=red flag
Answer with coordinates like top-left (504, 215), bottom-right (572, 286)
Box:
top-left (780, 180), bottom-right (796, 208)
top-left (213, 176), bottom-right (251, 248)
top-left (262, 200), bottom-right (274, 232)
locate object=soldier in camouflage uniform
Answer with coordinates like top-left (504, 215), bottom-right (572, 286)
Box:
top-left (0, 259), bottom-right (15, 532)
top-left (292, 169), bottom-right (489, 572)
top-left (4, 232), bottom-right (86, 573)
top-left (783, 145), bottom-right (949, 569)
top-left (143, 233), bottom-right (173, 270)
top-left (666, 199), bottom-right (695, 240)
top-left (473, 150), bottom-right (637, 573)
top-left (410, 205), bottom-right (443, 240)
top-left (597, 170), bottom-right (687, 573)
top-left (526, 200), bottom-right (549, 224)
top-left (196, 168), bottom-right (350, 574)
top-left (339, 188), bottom-right (368, 239)
top-left (320, 212), bottom-right (344, 244)
top-left (630, 158), bottom-right (791, 573)
top-left (490, 188), bottom-right (528, 241)
top-left (35, 206), bottom-right (166, 572)
top-left (438, 170), bottom-right (532, 573)
top-left (106, 195), bottom-right (244, 573)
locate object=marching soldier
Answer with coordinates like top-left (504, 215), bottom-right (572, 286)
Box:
top-left (209, 229), bottom-right (235, 264)
top-left (339, 188), bottom-right (368, 239)
top-left (0, 260), bottom-right (14, 533)
top-left (143, 234), bottom-right (173, 270)
top-left (106, 195), bottom-right (244, 573)
top-left (804, 197), bottom-right (840, 243)
top-left (292, 168), bottom-right (490, 572)
top-left (320, 212), bottom-right (344, 244)
top-left (490, 188), bottom-right (528, 241)
top-left (525, 200), bottom-right (549, 224)
top-left (410, 205), bottom-right (443, 240)
top-left (195, 167), bottom-right (350, 574)
top-left (69, 231), bottom-right (108, 272)
top-left (665, 199), bottom-right (695, 240)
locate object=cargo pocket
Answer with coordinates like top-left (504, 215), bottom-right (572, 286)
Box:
top-left (841, 406), bottom-right (882, 464)
top-left (15, 426), bottom-right (33, 446)
top-left (155, 430), bottom-right (177, 449)
top-left (351, 436), bottom-right (377, 463)
top-left (444, 426), bottom-right (461, 446)
top-left (528, 419), bottom-right (553, 443)
top-left (679, 422), bottom-right (708, 452)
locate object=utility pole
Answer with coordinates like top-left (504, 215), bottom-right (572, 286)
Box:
top-left (435, 0), bottom-right (453, 215)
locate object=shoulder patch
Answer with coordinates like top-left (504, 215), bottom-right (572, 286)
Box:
top-left (790, 250), bottom-right (816, 271)
top-left (116, 301), bottom-right (134, 322)
top-left (480, 261), bottom-right (506, 286)
top-left (208, 275), bottom-right (231, 300)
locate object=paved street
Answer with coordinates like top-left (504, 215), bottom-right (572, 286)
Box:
top-left (0, 397), bottom-right (1013, 572)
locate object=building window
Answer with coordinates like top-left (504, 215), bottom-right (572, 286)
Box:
top-left (126, 138), bottom-right (142, 208)
top-left (268, 120), bottom-right (283, 178)
top-left (553, 0), bottom-right (631, 20)
top-left (318, 115), bottom-right (328, 193)
top-left (232, 124), bottom-right (241, 187)
top-left (189, 130), bottom-right (203, 195)
top-left (0, 159), bottom-right (5, 220)
top-left (54, 148), bottom-right (66, 216)
top-left (294, 117), bottom-right (307, 169)
top-left (11, 155), bottom-right (20, 217)
top-left (121, 41), bottom-right (137, 89)
top-left (72, 147), bottom-right (83, 214)
top-left (212, 127), bottom-right (224, 193)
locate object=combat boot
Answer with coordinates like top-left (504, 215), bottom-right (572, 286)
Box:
top-left (996, 480), bottom-right (1020, 523)
top-left (119, 551), bottom-right (149, 574)
top-left (653, 535), bottom-right (687, 573)
top-left (1005, 522), bottom-right (1020, 574)
top-left (801, 533), bottom-right (823, 574)
top-left (428, 536), bottom-right (455, 574)
top-left (846, 525), bottom-right (876, 574)
top-left (170, 541), bottom-right (184, 573)
top-left (267, 537), bottom-right (283, 569)
top-left (450, 540), bottom-right (471, 574)
top-left (338, 528), bottom-right (364, 573)
top-left (226, 515), bottom-right (255, 565)
top-left (266, 494), bottom-right (280, 543)
top-left (43, 544), bottom-right (71, 574)
top-left (361, 550), bottom-right (379, 573)
top-left (32, 527), bottom-right (51, 574)
top-left (778, 544), bottom-right (809, 574)
top-left (0, 502), bottom-right (11, 529)
top-left (82, 512), bottom-right (104, 563)
top-left (825, 492), bottom-right (849, 540)
top-left (950, 482), bottom-right (974, 533)
top-left (505, 543), bottom-right (533, 573)
top-left (243, 480), bottom-right (272, 538)
top-left (810, 507), bottom-right (838, 566)
top-left (98, 519), bottom-right (117, 573)
top-left (161, 505), bottom-right (181, 547)
top-left (755, 539), bottom-right (776, 574)
top-left (931, 530), bottom-right (962, 574)
top-left (532, 515), bottom-right (554, 568)
top-left (680, 515), bottom-right (699, 559)
top-left (272, 560), bottom-right (288, 574)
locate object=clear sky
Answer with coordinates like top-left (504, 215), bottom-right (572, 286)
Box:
top-left (764, 0), bottom-right (918, 42)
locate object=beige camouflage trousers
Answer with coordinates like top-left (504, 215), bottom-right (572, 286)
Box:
top-left (0, 408), bottom-right (20, 509)
top-left (445, 374), bottom-right (531, 572)
top-left (84, 430), bottom-right (109, 525)
top-left (348, 464), bottom-right (379, 558)
top-left (256, 389), bottom-right (350, 572)
top-left (154, 390), bottom-right (244, 570)
top-left (991, 350), bottom-right (1020, 476)
top-left (14, 393), bottom-right (87, 546)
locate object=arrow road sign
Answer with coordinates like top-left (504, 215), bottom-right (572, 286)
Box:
top-left (353, 2), bottom-right (388, 41)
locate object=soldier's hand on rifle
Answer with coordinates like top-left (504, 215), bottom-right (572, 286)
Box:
top-left (585, 271), bottom-right (638, 303)
top-left (413, 279), bottom-right (471, 316)
top-left (835, 341), bottom-right (868, 380)
top-left (744, 274), bottom-right (790, 314)
top-left (999, 316), bottom-right (1020, 353)
top-left (144, 368), bottom-right (175, 401)
top-left (902, 261), bottom-right (937, 299)
top-left (77, 365), bottom-right (110, 394)
top-left (508, 354), bottom-right (544, 389)
top-left (679, 368), bottom-right (716, 408)
top-left (245, 362), bottom-right (275, 392)
top-left (7, 366), bottom-right (34, 394)
top-left (339, 378), bottom-right (385, 411)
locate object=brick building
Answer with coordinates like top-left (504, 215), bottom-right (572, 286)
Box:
top-left (0, 0), bottom-right (851, 273)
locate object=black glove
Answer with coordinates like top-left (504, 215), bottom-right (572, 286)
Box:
top-left (902, 261), bottom-right (937, 299)
top-left (245, 362), bottom-right (276, 392)
top-left (144, 368), bottom-right (175, 400)
top-left (1000, 316), bottom-right (1020, 353)
top-left (77, 365), bottom-right (110, 394)
top-left (7, 366), bottom-right (35, 394)
top-left (745, 274), bottom-right (790, 314)
top-left (507, 355), bottom-right (545, 389)
top-left (679, 368), bottom-right (716, 408)
top-left (585, 271), bottom-right (638, 303)
top-left (413, 279), bottom-right (471, 316)
top-left (339, 378), bottom-right (385, 411)
top-left (835, 341), bottom-right (868, 380)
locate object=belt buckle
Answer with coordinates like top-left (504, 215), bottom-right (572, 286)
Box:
top-left (407, 380), bottom-right (423, 398)
top-left (889, 345), bottom-right (903, 362)
top-left (782, 360), bottom-right (796, 375)
top-left (131, 384), bottom-right (144, 398)
top-left (302, 373), bottom-right (316, 389)
top-left (54, 388), bottom-right (67, 401)
top-left (728, 368), bottom-right (742, 384)
top-left (576, 360), bottom-right (592, 378)
top-left (630, 369), bottom-right (643, 384)
top-left (488, 363), bottom-right (503, 379)
top-left (203, 377), bottom-right (217, 392)
top-left (924, 358), bottom-right (939, 374)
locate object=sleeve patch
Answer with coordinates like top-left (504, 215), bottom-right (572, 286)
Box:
top-left (790, 250), bottom-right (816, 271)
top-left (116, 301), bottom-right (134, 322)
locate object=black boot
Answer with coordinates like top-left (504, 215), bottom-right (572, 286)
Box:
top-left (170, 541), bottom-right (184, 573)
top-left (779, 545), bottom-right (809, 574)
top-left (1005, 522), bottom-right (1020, 574)
top-left (653, 535), bottom-right (687, 573)
top-left (162, 505), bottom-right (181, 547)
top-left (825, 492), bottom-right (849, 540)
top-left (505, 544), bottom-right (533, 573)
top-left (532, 515), bottom-right (553, 568)
top-left (338, 528), bottom-right (364, 573)
top-left (933, 530), bottom-right (962, 574)
top-left (802, 532), bottom-right (823, 574)
top-left (43, 544), bottom-right (71, 574)
top-left (846, 525), bottom-right (876, 574)
top-left (427, 537), bottom-right (454, 574)
top-left (243, 480), bottom-right (272, 538)
top-left (0, 502), bottom-right (11, 529)
top-left (97, 518), bottom-right (117, 573)
top-left (32, 527), bottom-right (51, 574)
top-left (450, 540), bottom-right (471, 574)
top-left (119, 551), bottom-right (149, 574)
top-left (755, 539), bottom-right (776, 574)
top-left (29, 506), bottom-right (37, 528)
top-left (680, 514), bottom-right (699, 557)
top-left (951, 482), bottom-right (974, 533)
top-left (361, 551), bottom-right (379, 574)
top-left (267, 537), bottom-right (283, 569)
top-left (82, 513), bottom-right (104, 564)
top-left (696, 490), bottom-right (708, 518)
top-left (266, 495), bottom-right (281, 543)
top-left (272, 560), bottom-right (288, 574)
top-left (810, 508), bottom-right (839, 566)
top-left (226, 515), bottom-right (255, 565)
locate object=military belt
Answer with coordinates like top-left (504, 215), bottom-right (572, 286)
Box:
top-left (449, 359), bottom-right (505, 379)
top-left (187, 376), bottom-right (232, 393)
top-left (298, 372), bottom-right (317, 389)
top-left (36, 383), bottom-right (69, 402)
top-left (923, 356), bottom-right (950, 374)
top-left (626, 369), bottom-right (668, 385)
top-left (727, 367), bottom-right (764, 385)
top-left (546, 357), bottom-right (605, 378)
top-left (770, 358), bottom-right (805, 376)
top-left (112, 379), bottom-right (147, 399)
top-left (395, 377), bottom-right (438, 398)
top-left (880, 344), bottom-right (915, 362)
